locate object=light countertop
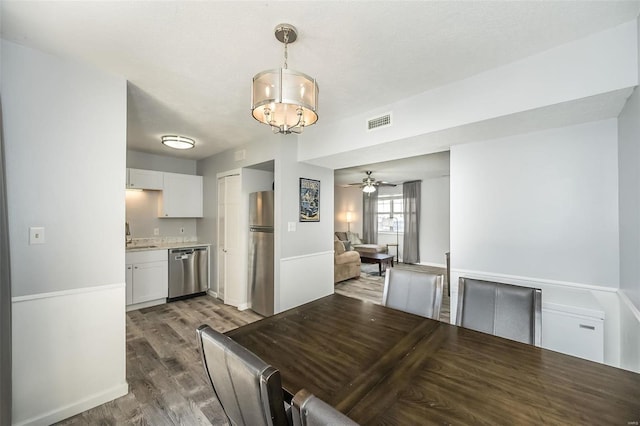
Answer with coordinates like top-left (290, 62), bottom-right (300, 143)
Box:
top-left (125, 242), bottom-right (211, 252)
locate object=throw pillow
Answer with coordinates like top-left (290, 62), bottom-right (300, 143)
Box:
top-left (343, 241), bottom-right (352, 251)
top-left (347, 231), bottom-right (362, 245)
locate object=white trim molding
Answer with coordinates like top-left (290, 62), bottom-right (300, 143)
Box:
top-left (450, 268), bottom-right (618, 294)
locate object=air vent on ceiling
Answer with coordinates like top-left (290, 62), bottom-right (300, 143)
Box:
top-left (367, 113), bottom-right (392, 131)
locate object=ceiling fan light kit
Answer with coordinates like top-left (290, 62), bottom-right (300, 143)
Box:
top-left (347, 171), bottom-right (397, 193)
top-left (251, 23), bottom-right (319, 135)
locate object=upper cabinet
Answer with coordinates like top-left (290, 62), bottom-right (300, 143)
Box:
top-left (159, 172), bottom-right (203, 218)
top-left (127, 168), bottom-right (163, 190)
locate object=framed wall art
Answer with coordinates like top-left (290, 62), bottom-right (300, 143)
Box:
top-left (299, 178), bottom-right (320, 222)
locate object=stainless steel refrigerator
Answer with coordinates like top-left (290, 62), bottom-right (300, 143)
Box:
top-left (248, 191), bottom-right (274, 316)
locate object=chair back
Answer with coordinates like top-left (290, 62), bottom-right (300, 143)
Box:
top-left (197, 325), bottom-right (289, 426)
top-left (382, 268), bottom-right (444, 320)
top-left (456, 278), bottom-right (542, 346)
top-left (292, 389), bottom-right (359, 426)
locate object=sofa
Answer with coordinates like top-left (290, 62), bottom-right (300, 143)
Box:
top-left (335, 231), bottom-right (388, 255)
top-left (334, 236), bottom-right (361, 283)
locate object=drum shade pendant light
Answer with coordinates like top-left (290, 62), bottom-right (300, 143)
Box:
top-left (161, 135), bottom-right (195, 150)
top-left (251, 23), bottom-right (318, 134)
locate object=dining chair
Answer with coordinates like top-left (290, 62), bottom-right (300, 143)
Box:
top-left (196, 324), bottom-right (291, 426)
top-left (456, 277), bottom-right (542, 346)
top-left (382, 268), bottom-right (444, 320)
top-left (291, 389), bottom-right (359, 426)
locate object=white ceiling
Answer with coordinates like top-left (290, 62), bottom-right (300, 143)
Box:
top-left (2, 1), bottom-right (639, 162)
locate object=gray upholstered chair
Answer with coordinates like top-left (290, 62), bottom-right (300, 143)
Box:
top-left (382, 268), bottom-right (444, 320)
top-left (456, 278), bottom-right (542, 346)
top-left (196, 324), bottom-right (291, 426)
top-left (292, 389), bottom-right (359, 426)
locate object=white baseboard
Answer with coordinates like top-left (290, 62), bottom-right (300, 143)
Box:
top-left (237, 303), bottom-right (249, 311)
top-left (417, 261), bottom-right (446, 268)
top-left (126, 298), bottom-right (165, 312)
top-left (14, 383), bottom-right (128, 426)
top-left (207, 289), bottom-right (219, 299)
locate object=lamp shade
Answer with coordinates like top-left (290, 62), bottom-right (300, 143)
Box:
top-left (346, 211), bottom-right (353, 223)
top-left (252, 68), bottom-right (318, 133)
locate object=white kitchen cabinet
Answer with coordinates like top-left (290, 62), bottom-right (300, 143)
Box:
top-left (127, 168), bottom-right (163, 190)
top-left (125, 250), bottom-right (168, 309)
top-left (542, 288), bottom-right (605, 363)
top-left (125, 264), bottom-right (133, 305)
top-left (159, 172), bottom-right (203, 218)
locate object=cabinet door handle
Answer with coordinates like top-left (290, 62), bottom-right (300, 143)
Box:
top-left (579, 324), bottom-right (595, 330)
top-left (134, 266), bottom-right (138, 270)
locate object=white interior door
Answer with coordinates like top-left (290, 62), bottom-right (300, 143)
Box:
top-left (217, 174), bottom-right (243, 306)
top-left (217, 177), bottom-right (226, 300)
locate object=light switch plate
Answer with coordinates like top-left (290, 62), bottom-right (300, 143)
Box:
top-left (288, 222), bottom-right (296, 232)
top-left (29, 227), bottom-right (45, 244)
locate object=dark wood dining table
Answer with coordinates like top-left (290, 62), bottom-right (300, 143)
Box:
top-left (225, 294), bottom-right (640, 425)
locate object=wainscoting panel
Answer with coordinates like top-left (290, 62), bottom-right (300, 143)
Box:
top-left (12, 283), bottom-right (128, 425)
top-left (278, 251), bottom-right (333, 314)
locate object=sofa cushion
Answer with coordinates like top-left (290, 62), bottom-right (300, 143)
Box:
top-left (334, 238), bottom-right (346, 255)
top-left (335, 231), bottom-right (348, 241)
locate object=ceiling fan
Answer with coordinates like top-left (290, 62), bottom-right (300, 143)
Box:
top-left (345, 171), bottom-right (396, 193)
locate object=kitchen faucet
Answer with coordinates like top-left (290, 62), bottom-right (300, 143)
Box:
top-left (125, 222), bottom-right (132, 245)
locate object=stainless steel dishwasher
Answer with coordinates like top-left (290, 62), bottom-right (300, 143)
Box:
top-left (168, 246), bottom-right (209, 301)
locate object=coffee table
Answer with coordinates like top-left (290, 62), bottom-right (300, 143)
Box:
top-left (359, 252), bottom-right (394, 276)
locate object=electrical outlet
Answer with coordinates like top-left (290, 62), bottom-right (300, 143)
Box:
top-left (179, 227), bottom-right (185, 234)
top-left (154, 228), bottom-right (160, 236)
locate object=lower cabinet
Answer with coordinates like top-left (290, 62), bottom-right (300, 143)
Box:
top-left (541, 288), bottom-right (605, 363)
top-left (125, 250), bottom-right (168, 308)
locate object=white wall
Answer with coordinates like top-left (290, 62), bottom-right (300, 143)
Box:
top-left (127, 149), bottom-right (196, 174)
top-left (451, 119), bottom-right (619, 287)
top-left (334, 186), bottom-right (362, 235)
top-left (450, 119), bottom-right (622, 366)
top-left (616, 14), bottom-right (640, 372)
top-left (125, 190), bottom-right (197, 240)
top-left (3, 41), bottom-right (128, 424)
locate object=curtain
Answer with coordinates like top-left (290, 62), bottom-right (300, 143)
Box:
top-left (0, 100), bottom-right (12, 425)
top-left (403, 180), bottom-right (421, 264)
top-left (362, 190), bottom-right (378, 244)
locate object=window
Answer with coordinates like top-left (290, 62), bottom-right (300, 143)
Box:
top-left (377, 194), bottom-right (404, 233)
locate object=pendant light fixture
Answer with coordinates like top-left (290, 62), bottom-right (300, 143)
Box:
top-left (161, 135), bottom-right (195, 150)
top-left (251, 23), bottom-right (318, 134)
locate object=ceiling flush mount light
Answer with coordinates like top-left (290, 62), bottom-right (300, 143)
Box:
top-left (161, 135), bottom-right (195, 150)
top-left (251, 23), bottom-right (319, 135)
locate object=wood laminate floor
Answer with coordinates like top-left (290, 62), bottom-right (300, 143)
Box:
top-left (56, 262), bottom-right (446, 425)
top-left (56, 297), bottom-right (262, 426)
